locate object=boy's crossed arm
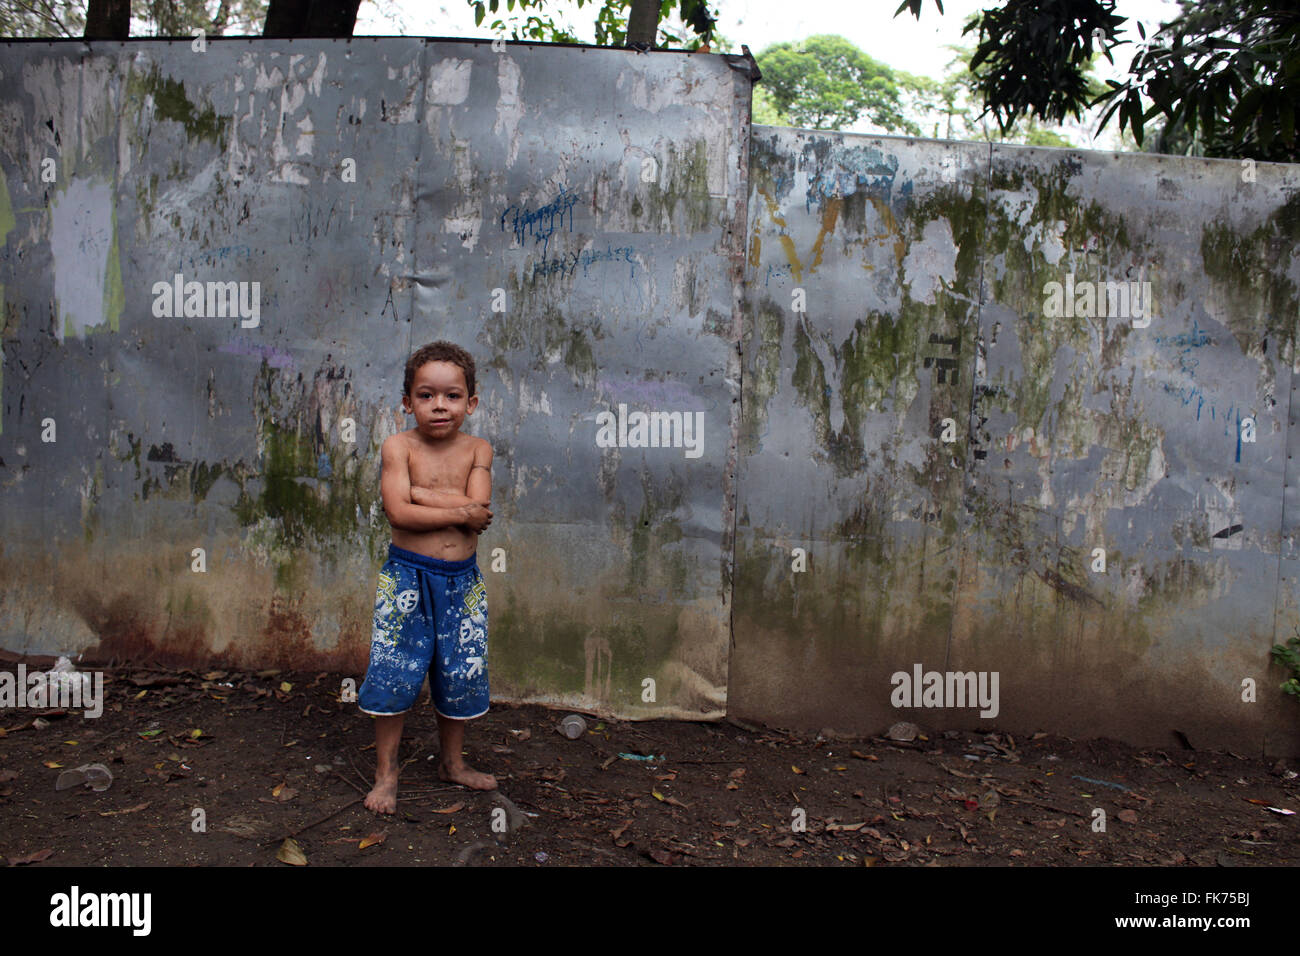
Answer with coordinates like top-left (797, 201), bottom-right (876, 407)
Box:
top-left (380, 436), bottom-right (492, 533)
top-left (411, 440), bottom-right (492, 532)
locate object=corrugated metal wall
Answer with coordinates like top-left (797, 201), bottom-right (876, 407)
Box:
top-left (1, 40), bottom-right (1297, 750)
top-left (734, 127), bottom-right (1300, 751)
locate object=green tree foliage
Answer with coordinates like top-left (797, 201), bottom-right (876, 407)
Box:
top-left (1108, 0), bottom-right (1300, 161)
top-left (467, 0), bottom-right (716, 48)
top-left (755, 35), bottom-right (925, 133)
top-left (1, 0), bottom-right (88, 36)
top-left (0, 0), bottom-right (409, 38)
top-left (899, 0), bottom-right (1300, 161)
top-left (751, 84), bottom-right (787, 125)
top-left (143, 0), bottom-right (268, 35)
top-left (921, 43), bottom-right (1095, 146)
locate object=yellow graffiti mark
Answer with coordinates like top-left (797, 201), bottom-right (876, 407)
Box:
top-left (808, 196), bottom-right (842, 276)
top-left (755, 185), bottom-right (905, 283)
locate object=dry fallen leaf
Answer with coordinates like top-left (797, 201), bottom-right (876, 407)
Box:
top-left (792, 766), bottom-right (805, 774)
top-left (280, 682), bottom-right (293, 693)
top-left (359, 831), bottom-right (387, 850)
top-left (276, 838), bottom-right (308, 866)
top-left (10, 848), bottom-right (54, 865)
top-left (43, 761), bottom-right (62, 769)
top-left (432, 802), bottom-right (464, 814)
top-left (1117, 808), bottom-right (1138, 824)
top-left (99, 802), bottom-right (150, 817)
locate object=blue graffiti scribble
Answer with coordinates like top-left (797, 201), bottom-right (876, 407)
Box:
top-left (764, 263), bottom-right (791, 287)
top-left (1161, 381), bottom-right (1208, 421)
top-left (1152, 318), bottom-right (1211, 352)
top-left (802, 143), bottom-right (900, 215)
top-left (499, 186), bottom-right (579, 260)
top-left (1235, 408), bottom-right (1242, 463)
top-left (527, 244), bottom-right (636, 283)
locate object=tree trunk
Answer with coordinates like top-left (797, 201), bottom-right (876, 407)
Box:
top-left (626, 0), bottom-right (659, 47)
top-left (263, 0), bottom-right (312, 36)
top-left (265, 0), bottom-right (361, 37)
top-left (307, 0), bottom-right (363, 36)
top-left (84, 0), bottom-right (130, 39)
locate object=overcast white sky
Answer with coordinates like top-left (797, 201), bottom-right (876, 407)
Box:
top-left (353, 0), bottom-right (1186, 148)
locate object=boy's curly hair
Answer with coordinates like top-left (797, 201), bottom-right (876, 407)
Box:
top-left (403, 341), bottom-right (477, 399)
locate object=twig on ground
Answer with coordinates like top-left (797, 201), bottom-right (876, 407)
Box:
top-left (263, 796), bottom-right (365, 845)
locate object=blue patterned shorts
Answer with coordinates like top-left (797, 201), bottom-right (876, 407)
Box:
top-left (357, 544), bottom-right (489, 719)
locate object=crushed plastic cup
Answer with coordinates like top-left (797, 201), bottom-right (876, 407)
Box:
top-left (43, 656), bottom-right (92, 698)
top-left (559, 714), bottom-right (587, 739)
top-left (55, 763), bottom-right (113, 792)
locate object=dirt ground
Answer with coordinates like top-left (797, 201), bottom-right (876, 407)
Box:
top-left (1, 655), bottom-right (1297, 867)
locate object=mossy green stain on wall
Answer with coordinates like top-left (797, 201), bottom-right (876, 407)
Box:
top-left (637, 139), bottom-right (716, 234)
top-left (731, 528), bottom-right (959, 655)
top-left (234, 416), bottom-right (380, 554)
top-left (980, 159), bottom-right (1143, 431)
top-left (626, 476), bottom-right (688, 595)
top-left (483, 288), bottom-right (600, 390)
top-left (490, 581), bottom-right (689, 709)
top-left (739, 297), bottom-right (786, 456)
top-left (126, 63), bottom-right (230, 149)
top-left (1201, 191), bottom-right (1300, 362)
top-left (101, 203), bottom-right (124, 335)
top-left (212, 365), bottom-right (388, 584)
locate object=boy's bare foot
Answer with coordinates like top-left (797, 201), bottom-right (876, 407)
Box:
top-left (439, 760), bottom-right (497, 790)
top-left (365, 769), bottom-right (399, 813)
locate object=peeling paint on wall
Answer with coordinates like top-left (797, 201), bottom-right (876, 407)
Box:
top-left (735, 127), bottom-right (1300, 753)
top-left (3, 39), bottom-right (1298, 752)
top-left (0, 38), bottom-right (750, 726)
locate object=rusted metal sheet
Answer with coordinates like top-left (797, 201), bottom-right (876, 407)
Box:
top-left (735, 125), bottom-right (1300, 752)
top-left (0, 38), bottom-right (752, 721)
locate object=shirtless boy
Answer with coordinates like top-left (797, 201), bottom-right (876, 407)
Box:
top-left (359, 341), bottom-right (496, 813)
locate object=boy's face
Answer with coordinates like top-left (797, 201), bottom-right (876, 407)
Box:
top-left (403, 360), bottom-right (477, 439)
